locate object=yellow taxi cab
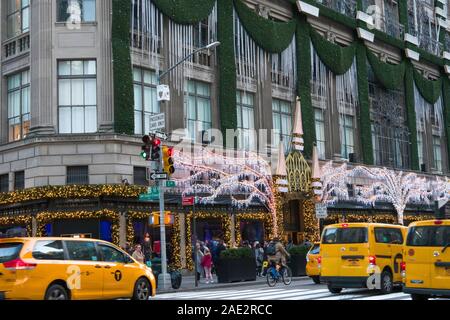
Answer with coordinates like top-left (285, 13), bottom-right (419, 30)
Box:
top-left (306, 242), bottom-right (321, 284)
top-left (402, 219), bottom-right (450, 300)
top-left (320, 223), bottom-right (406, 294)
top-left (0, 237), bottom-right (156, 300)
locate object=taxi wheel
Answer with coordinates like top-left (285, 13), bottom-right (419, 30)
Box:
top-left (312, 276), bottom-right (321, 284)
top-left (380, 271), bottom-right (393, 294)
top-left (45, 284), bottom-right (69, 301)
top-left (327, 283), bottom-right (342, 294)
top-left (133, 278), bottom-right (151, 301)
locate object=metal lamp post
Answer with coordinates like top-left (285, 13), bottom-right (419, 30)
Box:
top-left (156, 41), bottom-right (220, 290)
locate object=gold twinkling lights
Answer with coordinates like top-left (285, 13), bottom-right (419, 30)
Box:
top-left (0, 215), bottom-right (32, 236)
top-left (36, 209), bottom-right (120, 245)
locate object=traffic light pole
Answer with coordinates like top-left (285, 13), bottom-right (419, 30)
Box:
top-left (158, 137), bottom-right (171, 290)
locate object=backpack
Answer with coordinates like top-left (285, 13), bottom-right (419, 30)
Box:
top-left (266, 242), bottom-right (277, 256)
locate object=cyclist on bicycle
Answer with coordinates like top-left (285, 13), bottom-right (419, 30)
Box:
top-left (267, 238), bottom-right (291, 268)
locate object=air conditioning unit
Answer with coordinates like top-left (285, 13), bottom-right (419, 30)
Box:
top-left (349, 153), bottom-right (357, 163)
top-left (420, 163), bottom-right (426, 172)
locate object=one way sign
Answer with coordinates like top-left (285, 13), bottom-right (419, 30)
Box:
top-left (150, 172), bottom-right (168, 181)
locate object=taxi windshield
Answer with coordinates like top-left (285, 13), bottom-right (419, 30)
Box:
top-left (322, 227), bottom-right (368, 244)
top-left (406, 226), bottom-right (450, 247)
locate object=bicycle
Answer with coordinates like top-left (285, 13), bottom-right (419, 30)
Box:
top-left (266, 261), bottom-right (292, 287)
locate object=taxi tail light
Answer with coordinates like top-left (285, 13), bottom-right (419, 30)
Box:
top-left (368, 255), bottom-right (376, 266)
top-left (400, 262), bottom-right (406, 277)
top-left (3, 258), bottom-right (37, 270)
top-left (317, 256), bottom-right (322, 266)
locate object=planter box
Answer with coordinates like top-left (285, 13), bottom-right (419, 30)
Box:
top-left (288, 254), bottom-right (307, 277)
top-left (216, 257), bottom-right (256, 283)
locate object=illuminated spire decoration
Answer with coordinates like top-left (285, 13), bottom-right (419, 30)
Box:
top-left (292, 97), bottom-right (304, 152)
top-left (311, 145), bottom-right (323, 200)
top-left (275, 141), bottom-right (288, 193)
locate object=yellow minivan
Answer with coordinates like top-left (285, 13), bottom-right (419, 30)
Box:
top-left (320, 223), bottom-right (406, 294)
top-left (402, 220), bottom-right (450, 300)
top-left (0, 238), bottom-right (156, 300)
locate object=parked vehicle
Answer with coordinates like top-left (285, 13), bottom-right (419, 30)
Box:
top-left (402, 219), bottom-right (450, 300)
top-left (320, 223), bottom-right (406, 294)
top-left (0, 237), bottom-right (156, 300)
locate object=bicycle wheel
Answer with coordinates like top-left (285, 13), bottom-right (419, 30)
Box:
top-left (281, 266), bottom-right (292, 285)
top-left (266, 268), bottom-right (277, 287)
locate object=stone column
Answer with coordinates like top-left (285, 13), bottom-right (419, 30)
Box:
top-left (119, 212), bottom-right (127, 248)
top-left (230, 213), bottom-right (236, 247)
top-left (29, 0), bottom-right (56, 135)
top-left (32, 217), bottom-right (37, 237)
top-left (179, 213), bottom-right (187, 269)
top-left (98, 0), bottom-right (114, 132)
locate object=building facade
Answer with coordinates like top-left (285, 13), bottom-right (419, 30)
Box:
top-left (0, 0), bottom-right (449, 269)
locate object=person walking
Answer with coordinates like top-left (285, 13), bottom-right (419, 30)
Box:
top-left (142, 233), bottom-right (153, 265)
top-left (195, 242), bottom-right (204, 282)
top-left (254, 242), bottom-right (264, 277)
top-left (201, 248), bottom-right (214, 284)
top-left (132, 244), bottom-right (145, 264)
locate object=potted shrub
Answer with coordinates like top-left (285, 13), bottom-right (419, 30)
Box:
top-left (216, 247), bottom-right (256, 283)
top-left (287, 245), bottom-right (310, 277)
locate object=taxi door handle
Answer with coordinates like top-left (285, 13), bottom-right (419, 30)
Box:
top-left (104, 265), bottom-right (112, 269)
top-left (95, 265), bottom-right (102, 269)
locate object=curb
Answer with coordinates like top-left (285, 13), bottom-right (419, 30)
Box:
top-left (156, 276), bottom-right (311, 294)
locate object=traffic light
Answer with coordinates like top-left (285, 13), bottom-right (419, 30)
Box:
top-left (140, 135), bottom-right (151, 160)
top-left (151, 138), bottom-right (161, 161)
top-left (163, 146), bottom-right (175, 175)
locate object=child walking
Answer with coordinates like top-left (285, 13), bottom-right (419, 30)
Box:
top-left (201, 248), bottom-right (214, 284)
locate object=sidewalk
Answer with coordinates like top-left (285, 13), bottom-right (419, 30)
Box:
top-left (156, 274), bottom-right (310, 294)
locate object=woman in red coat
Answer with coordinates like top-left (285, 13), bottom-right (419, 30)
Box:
top-left (201, 248), bottom-right (214, 284)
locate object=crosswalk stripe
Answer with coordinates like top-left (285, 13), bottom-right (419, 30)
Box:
top-left (219, 289), bottom-right (309, 301)
top-left (255, 289), bottom-right (332, 300)
top-left (156, 289), bottom-right (257, 299)
top-left (157, 289), bottom-right (288, 300)
top-left (357, 292), bottom-right (411, 300)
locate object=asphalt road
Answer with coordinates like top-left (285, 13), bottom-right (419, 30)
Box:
top-left (153, 277), bottom-right (448, 300)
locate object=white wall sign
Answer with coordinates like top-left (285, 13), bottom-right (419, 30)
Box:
top-left (315, 203), bottom-right (328, 219)
top-left (157, 85), bottom-right (170, 101)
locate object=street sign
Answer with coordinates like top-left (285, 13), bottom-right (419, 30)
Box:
top-left (150, 172), bottom-right (168, 181)
top-left (166, 181), bottom-right (176, 188)
top-left (139, 193), bottom-right (159, 201)
top-left (182, 196), bottom-right (195, 206)
top-left (154, 131), bottom-right (168, 140)
top-left (149, 113), bottom-right (165, 132)
top-left (315, 203), bottom-right (328, 219)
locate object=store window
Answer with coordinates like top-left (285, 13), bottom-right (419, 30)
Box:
top-left (58, 60), bottom-right (97, 134)
top-left (6, 0), bottom-right (30, 39)
top-left (7, 70), bottom-right (30, 142)
top-left (236, 91), bottom-right (256, 151)
top-left (14, 171), bottom-right (24, 191)
top-left (133, 68), bottom-right (159, 135)
top-left (185, 80), bottom-right (212, 142)
top-left (272, 99), bottom-right (292, 151)
top-left (0, 175), bottom-right (9, 193)
top-left (67, 166), bottom-right (89, 185)
top-left (57, 0), bottom-right (96, 23)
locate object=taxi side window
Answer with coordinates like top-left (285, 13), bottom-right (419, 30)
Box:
top-left (32, 240), bottom-right (65, 260)
top-left (375, 228), bottom-right (403, 244)
top-left (98, 244), bottom-right (127, 263)
top-left (65, 241), bottom-right (99, 261)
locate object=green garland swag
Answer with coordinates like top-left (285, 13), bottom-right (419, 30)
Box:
top-left (233, 0), bottom-right (296, 54)
top-left (152, 0), bottom-right (216, 25)
top-left (112, 0), bottom-right (134, 135)
top-left (218, 0), bottom-right (237, 141)
top-left (443, 77), bottom-right (450, 166)
top-left (296, 15), bottom-right (315, 159)
top-left (366, 50), bottom-right (405, 90)
top-left (413, 68), bottom-right (442, 105)
top-left (356, 42), bottom-right (374, 165)
top-left (310, 27), bottom-right (356, 75)
top-left (405, 62), bottom-right (420, 171)
top-left (398, 0), bottom-right (409, 32)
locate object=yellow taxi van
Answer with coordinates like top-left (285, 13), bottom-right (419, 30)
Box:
top-left (0, 237), bottom-right (156, 300)
top-left (306, 242), bottom-right (321, 284)
top-left (320, 223), bottom-right (407, 294)
top-left (402, 219), bottom-right (450, 300)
